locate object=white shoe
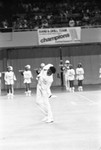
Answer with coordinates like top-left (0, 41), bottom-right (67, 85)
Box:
top-left (45, 118), bottom-right (54, 123)
top-left (66, 87), bottom-right (70, 91)
top-left (28, 90), bottom-right (31, 96)
top-left (42, 116), bottom-right (48, 122)
top-left (10, 93), bottom-right (14, 99)
top-left (25, 91), bottom-right (28, 96)
top-left (69, 88), bottom-right (72, 92)
top-left (78, 87), bottom-right (80, 91)
top-left (72, 87), bottom-right (75, 92)
top-left (80, 86), bottom-right (83, 91)
top-left (7, 93), bottom-right (10, 99)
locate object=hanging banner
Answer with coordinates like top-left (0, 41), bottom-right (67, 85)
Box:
top-left (38, 27), bottom-right (81, 45)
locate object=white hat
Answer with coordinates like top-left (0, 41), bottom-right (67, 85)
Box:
top-left (40, 63), bottom-right (45, 68)
top-left (65, 60), bottom-right (70, 64)
top-left (25, 65), bottom-right (31, 69)
top-left (8, 66), bottom-right (13, 71)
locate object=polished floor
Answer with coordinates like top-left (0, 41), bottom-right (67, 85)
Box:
top-left (0, 85), bottom-right (101, 150)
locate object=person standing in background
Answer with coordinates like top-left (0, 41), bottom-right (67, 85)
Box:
top-left (63, 60), bottom-right (70, 91)
top-left (76, 63), bottom-right (84, 91)
top-left (36, 63), bottom-right (45, 75)
top-left (4, 66), bottom-right (16, 99)
top-left (23, 65), bottom-right (33, 96)
top-left (68, 64), bottom-right (75, 92)
top-left (99, 64), bottom-right (101, 79)
top-left (0, 72), bottom-right (1, 95)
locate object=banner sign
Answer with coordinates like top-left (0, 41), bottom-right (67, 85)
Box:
top-left (38, 27), bottom-right (81, 45)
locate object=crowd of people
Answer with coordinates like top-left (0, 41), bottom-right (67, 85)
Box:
top-left (0, 0), bottom-right (101, 31)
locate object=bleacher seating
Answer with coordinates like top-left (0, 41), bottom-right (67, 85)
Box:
top-left (0, 0), bottom-right (101, 30)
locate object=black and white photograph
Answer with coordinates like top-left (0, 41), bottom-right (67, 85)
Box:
top-left (0, 0), bottom-right (101, 150)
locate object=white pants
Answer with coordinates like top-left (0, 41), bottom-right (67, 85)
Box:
top-left (64, 76), bottom-right (70, 90)
top-left (36, 84), bottom-right (53, 119)
top-left (0, 80), bottom-right (1, 95)
top-left (47, 82), bottom-right (52, 97)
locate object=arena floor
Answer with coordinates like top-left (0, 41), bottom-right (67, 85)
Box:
top-left (0, 85), bottom-right (101, 150)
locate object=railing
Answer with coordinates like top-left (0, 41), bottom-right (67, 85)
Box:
top-left (0, 25), bottom-right (101, 33)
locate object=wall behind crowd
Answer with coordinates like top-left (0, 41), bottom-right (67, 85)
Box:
top-left (0, 43), bottom-right (101, 90)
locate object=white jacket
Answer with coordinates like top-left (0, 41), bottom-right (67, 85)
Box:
top-left (76, 68), bottom-right (84, 80)
top-left (68, 69), bottom-right (75, 81)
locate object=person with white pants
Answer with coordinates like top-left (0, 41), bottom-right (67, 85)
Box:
top-left (36, 64), bottom-right (56, 123)
top-left (0, 72), bottom-right (1, 95)
top-left (23, 65), bottom-right (33, 96)
top-left (68, 64), bottom-right (75, 92)
top-left (63, 60), bottom-right (70, 91)
top-left (76, 63), bottom-right (84, 91)
top-left (4, 66), bottom-right (16, 99)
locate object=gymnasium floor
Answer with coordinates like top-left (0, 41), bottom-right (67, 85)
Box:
top-left (0, 85), bottom-right (101, 150)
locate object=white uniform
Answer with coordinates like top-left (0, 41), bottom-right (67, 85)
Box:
top-left (76, 67), bottom-right (84, 91)
top-left (99, 68), bottom-right (101, 78)
top-left (68, 69), bottom-right (75, 81)
top-left (4, 71), bottom-right (16, 85)
top-left (63, 66), bottom-right (70, 91)
top-left (68, 68), bottom-right (75, 92)
top-left (37, 64), bottom-right (53, 97)
top-left (36, 64), bottom-right (54, 122)
top-left (4, 66), bottom-right (16, 98)
top-left (76, 68), bottom-right (84, 80)
top-left (0, 72), bottom-right (1, 95)
top-left (23, 70), bottom-right (33, 83)
top-left (43, 64), bottom-right (53, 97)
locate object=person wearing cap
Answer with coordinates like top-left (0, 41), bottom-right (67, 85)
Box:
top-left (63, 60), bottom-right (70, 91)
top-left (36, 63), bottom-right (45, 75)
top-left (4, 66), bottom-right (16, 98)
top-left (36, 63), bottom-right (45, 81)
top-left (0, 72), bottom-right (1, 95)
top-left (36, 64), bottom-right (56, 123)
top-left (23, 65), bottom-right (33, 96)
top-left (68, 64), bottom-right (75, 92)
top-left (76, 63), bottom-right (84, 91)
top-left (99, 64), bottom-right (101, 79)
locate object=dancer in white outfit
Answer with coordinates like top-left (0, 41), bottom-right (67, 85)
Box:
top-left (23, 65), bottom-right (33, 96)
top-left (36, 64), bottom-right (56, 123)
top-left (63, 60), bottom-right (70, 91)
top-left (99, 64), bottom-right (101, 79)
top-left (68, 64), bottom-right (75, 92)
top-left (4, 66), bottom-right (16, 98)
top-left (36, 63), bottom-right (45, 75)
top-left (0, 72), bottom-right (1, 95)
top-left (76, 63), bottom-right (84, 91)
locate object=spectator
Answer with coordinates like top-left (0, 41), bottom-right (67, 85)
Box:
top-left (69, 18), bottom-right (75, 27)
top-left (41, 17), bottom-right (49, 28)
top-left (2, 19), bottom-right (8, 28)
top-left (1, 0), bottom-right (101, 29)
